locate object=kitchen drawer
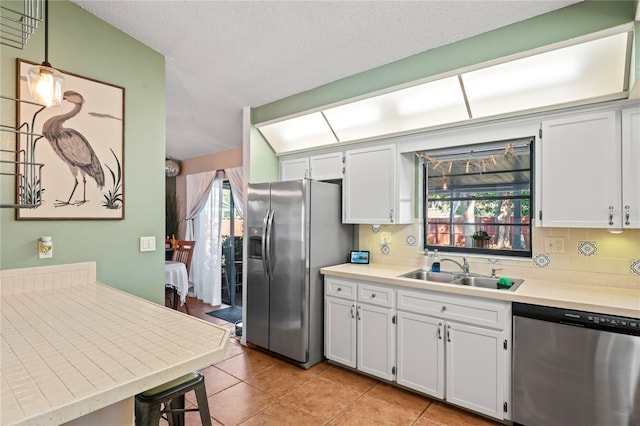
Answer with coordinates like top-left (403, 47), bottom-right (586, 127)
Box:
top-left (358, 282), bottom-right (394, 308)
top-left (397, 288), bottom-right (508, 330)
top-left (325, 277), bottom-right (356, 300)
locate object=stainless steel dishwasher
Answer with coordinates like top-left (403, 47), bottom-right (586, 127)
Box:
top-left (512, 302), bottom-right (640, 426)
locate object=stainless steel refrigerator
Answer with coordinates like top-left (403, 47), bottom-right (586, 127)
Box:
top-left (246, 179), bottom-right (353, 368)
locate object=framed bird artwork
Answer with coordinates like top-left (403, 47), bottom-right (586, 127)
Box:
top-left (16, 59), bottom-right (124, 220)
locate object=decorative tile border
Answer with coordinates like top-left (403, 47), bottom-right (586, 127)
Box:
top-left (631, 259), bottom-right (640, 275)
top-left (578, 241), bottom-right (597, 256)
top-left (533, 253), bottom-right (551, 268)
top-left (406, 235), bottom-right (416, 246)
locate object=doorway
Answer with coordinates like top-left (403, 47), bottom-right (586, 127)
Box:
top-left (221, 180), bottom-right (243, 306)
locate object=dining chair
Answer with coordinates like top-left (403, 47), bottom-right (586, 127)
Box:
top-left (167, 239), bottom-right (195, 314)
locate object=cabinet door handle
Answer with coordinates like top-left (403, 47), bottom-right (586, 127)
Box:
top-left (442, 305), bottom-right (447, 312)
top-left (625, 205), bottom-right (631, 225)
top-left (350, 305), bottom-right (355, 319)
top-left (447, 325), bottom-right (451, 342)
top-left (357, 305), bottom-right (361, 320)
top-left (371, 293), bottom-right (376, 298)
top-left (437, 323), bottom-right (443, 340)
top-left (337, 287), bottom-right (342, 292)
top-left (609, 205), bottom-right (614, 226)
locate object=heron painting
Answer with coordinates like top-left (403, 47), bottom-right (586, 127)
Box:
top-left (17, 59), bottom-right (125, 220)
top-left (42, 91), bottom-right (105, 207)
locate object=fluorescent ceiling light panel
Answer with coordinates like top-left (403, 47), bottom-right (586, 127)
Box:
top-left (260, 30), bottom-right (630, 155)
top-left (396, 77), bottom-right (467, 116)
top-left (324, 76), bottom-right (468, 141)
top-left (462, 32), bottom-right (629, 118)
top-left (258, 112), bottom-right (337, 153)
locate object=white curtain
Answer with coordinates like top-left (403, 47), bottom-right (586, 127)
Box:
top-left (185, 171), bottom-right (217, 239)
top-left (224, 167), bottom-right (244, 219)
top-left (191, 175), bottom-right (223, 305)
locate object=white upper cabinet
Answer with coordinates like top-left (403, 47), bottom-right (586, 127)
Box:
top-left (622, 107), bottom-right (640, 228)
top-left (309, 152), bottom-right (344, 181)
top-left (343, 144), bottom-right (412, 224)
top-left (280, 152), bottom-right (343, 181)
top-left (537, 111), bottom-right (620, 228)
top-left (280, 157), bottom-right (309, 181)
top-left (344, 145), bottom-right (395, 224)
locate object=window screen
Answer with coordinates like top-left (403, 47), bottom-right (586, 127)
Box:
top-left (422, 138), bottom-right (533, 257)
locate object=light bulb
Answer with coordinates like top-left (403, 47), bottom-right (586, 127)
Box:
top-left (27, 65), bottom-right (64, 107)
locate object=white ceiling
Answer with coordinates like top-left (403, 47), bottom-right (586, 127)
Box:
top-left (70, 0), bottom-right (580, 161)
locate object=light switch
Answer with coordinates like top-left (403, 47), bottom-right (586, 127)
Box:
top-left (140, 236), bottom-right (156, 252)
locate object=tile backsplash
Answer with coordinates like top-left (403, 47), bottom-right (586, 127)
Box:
top-left (0, 262), bottom-right (96, 295)
top-left (359, 223), bottom-right (640, 290)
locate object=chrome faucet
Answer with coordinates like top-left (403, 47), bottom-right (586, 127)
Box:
top-left (441, 258), bottom-right (470, 276)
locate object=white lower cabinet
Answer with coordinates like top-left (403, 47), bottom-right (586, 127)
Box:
top-left (325, 277), bottom-right (512, 421)
top-left (445, 322), bottom-right (505, 419)
top-left (396, 288), bottom-right (511, 421)
top-left (396, 311), bottom-right (444, 397)
top-left (325, 296), bottom-right (356, 368)
top-left (325, 278), bottom-right (395, 380)
top-left (357, 302), bottom-right (395, 380)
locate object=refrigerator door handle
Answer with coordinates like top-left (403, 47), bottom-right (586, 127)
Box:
top-left (261, 209), bottom-right (270, 279)
top-left (265, 209), bottom-right (275, 280)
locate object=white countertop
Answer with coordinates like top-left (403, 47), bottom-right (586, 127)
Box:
top-left (321, 263), bottom-right (640, 319)
top-left (1, 281), bottom-right (230, 425)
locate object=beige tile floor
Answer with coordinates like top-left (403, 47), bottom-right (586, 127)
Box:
top-left (169, 298), bottom-right (498, 426)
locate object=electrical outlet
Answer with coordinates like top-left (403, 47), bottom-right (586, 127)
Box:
top-left (544, 237), bottom-right (565, 253)
top-left (380, 232), bottom-right (392, 245)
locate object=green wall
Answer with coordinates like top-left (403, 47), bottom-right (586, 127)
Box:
top-left (253, 1), bottom-right (637, 123)
top-left (0, 0), bottom-right (166, 303)
top-left (249, 126), bottom-right (279, 183)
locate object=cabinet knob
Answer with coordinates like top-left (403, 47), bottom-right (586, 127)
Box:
top-left (442, 306), bottom-right (447, 311)
top-left (371, 293), bottom-right (376, 298)
top-left (337, 287), bottom-right (342, 292)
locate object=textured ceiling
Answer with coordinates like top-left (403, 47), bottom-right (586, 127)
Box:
top-left (70, 0), bottom-right (580, 160)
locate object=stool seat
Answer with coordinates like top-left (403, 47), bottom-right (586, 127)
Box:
top-left (135, 371), bottom-right (211, 426)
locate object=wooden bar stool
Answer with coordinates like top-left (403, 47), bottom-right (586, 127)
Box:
top-left (135, 371), bottom-right (211, 426)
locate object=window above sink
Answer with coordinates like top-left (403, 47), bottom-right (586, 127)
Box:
top-left (422, 138), bottom-right (533, 258)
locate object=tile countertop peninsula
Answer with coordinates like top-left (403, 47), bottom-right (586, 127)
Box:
top-left (320, 263), bottom-right (640, 319)
top-left (0, 262), bottom-right (230, 426)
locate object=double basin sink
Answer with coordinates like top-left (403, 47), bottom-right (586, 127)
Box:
top-left (399, 270), bottom-right (524, 292)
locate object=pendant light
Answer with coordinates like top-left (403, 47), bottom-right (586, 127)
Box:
top-left (27, 0), bottom-right (64, 107)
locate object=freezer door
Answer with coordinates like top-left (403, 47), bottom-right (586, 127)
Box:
top-left (246, 183), bottom-right (271, 349)
top-left (268, 180), bottom-right (309, 363)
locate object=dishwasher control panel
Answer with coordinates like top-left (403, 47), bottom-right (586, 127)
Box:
top-left (586, 313), bottom-right (639, 332)
top-left (513, 302), bottom-right (640, 336)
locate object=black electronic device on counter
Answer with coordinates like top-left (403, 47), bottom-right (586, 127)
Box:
top-left (350, 250), bottom-right (370, 264)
